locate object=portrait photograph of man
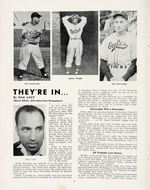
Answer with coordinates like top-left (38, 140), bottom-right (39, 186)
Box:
top-left (13, 105), bottom-right (46, 156)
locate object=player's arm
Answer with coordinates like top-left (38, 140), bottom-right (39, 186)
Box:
top-left (21, 29), bottom-right (28, 39)
top-left (122, 58), bottom-right (137, 81)
top-left (122, 35), bottom-right (137, 81)
top-left (100, 59), bottom-right (113, 81)
top-left (22, 32), bottom-right (27, 39)
top-left (21, 31), bottom-right (41, 40)
top-left (62, 15), bottom-right (72, 27)
top-left (79, 16), bottom-right (87, 27)
top-left (30, 31), bottom-right (42, 38)
top-left (21, 22), bottom-right (28, 39)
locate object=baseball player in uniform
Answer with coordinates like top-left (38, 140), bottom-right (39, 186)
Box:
top-left (17, 12), bottom-right (49, 80)
top-left (62, 14), bottom-right (87, 74)
top-left (100, 11), bottom-right (137, 81)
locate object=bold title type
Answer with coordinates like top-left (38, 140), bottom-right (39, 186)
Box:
top-left (13, 89), bottom-right (47, 95)
top-left (13, 89), bottom-right (64, 96)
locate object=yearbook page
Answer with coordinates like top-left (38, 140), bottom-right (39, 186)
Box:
top-left (0, 0), bottom-right (149, 190)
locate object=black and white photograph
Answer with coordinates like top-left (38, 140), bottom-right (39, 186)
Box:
top-left (52, 11), bottom-right (98, 75)
top-left (14, 12), bottom-right (50, 81)
top-left (13, 105), bottom-right (46, 156)
top-left (100, 11), bottom-right (137, 81)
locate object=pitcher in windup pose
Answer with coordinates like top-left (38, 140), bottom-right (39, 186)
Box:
top-left (62, 14), bottom-right (87, 75)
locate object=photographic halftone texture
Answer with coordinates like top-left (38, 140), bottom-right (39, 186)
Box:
top-left (52, 11), bottom-right (98, 75)
top-left (14, 12), bottom-right (50, 81)
top-left (14, 47), bottom-right (50, 81)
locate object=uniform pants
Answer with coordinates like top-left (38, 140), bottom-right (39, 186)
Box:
top-left (18, 42), bottom-right (44, 70)
top-left (65, 39), bottom-right (83, 68)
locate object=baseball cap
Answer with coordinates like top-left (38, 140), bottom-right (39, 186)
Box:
top-left (31, 12), bottom-right (42, 18)
top-left (113, 11), bottom-right (128, 20)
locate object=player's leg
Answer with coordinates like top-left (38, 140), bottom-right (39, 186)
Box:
top-left (18, 43), bottom-right (31, 80)
top-left (74, 40), bottom-right (83, 74)
top-left (65, 40), bottom-right (75, 74)
top-left (32, 45), bottom-right (49, 78)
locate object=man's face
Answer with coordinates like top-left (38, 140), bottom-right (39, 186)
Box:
top-left (16, 111), bottom-right (44, 155)
top-left (114, 16), bottom-right (128, 32)
top-left (72, 18), bottom-right (78, 25)
top-left (32, 16), bottom-right (40, 25)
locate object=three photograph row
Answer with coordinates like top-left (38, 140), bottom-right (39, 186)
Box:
top-left (14, 11), bottom-right (137, 81)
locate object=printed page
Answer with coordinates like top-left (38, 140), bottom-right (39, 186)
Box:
top-left (0, 0), bottom-right (149, 190)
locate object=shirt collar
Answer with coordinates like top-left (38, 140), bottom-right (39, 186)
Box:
top-left (18, 143), bottom-right (44, 156)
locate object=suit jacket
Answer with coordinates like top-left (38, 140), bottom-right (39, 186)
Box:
top-left (13, 141), bottom-right (24, 156)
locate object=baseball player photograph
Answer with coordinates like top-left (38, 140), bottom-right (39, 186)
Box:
top-left (100, 11), bottom-right (137, 81)
top-left (13, 105), bottom-right (46, 156)
top-left (14, 12), bottom-right (50, 81)
top-left (52, 11), bottom-right (98, 75)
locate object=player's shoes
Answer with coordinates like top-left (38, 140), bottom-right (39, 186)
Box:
top-left (75, 69), bottom-right (79, 75)
top-left (65, 68), bottom-right (70, 75)
top-left (42, 73), bottom-right (49, 78)
top-left (17, 74), bottom-right (23, 80)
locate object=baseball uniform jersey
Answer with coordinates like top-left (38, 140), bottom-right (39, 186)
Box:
top-left (101, 32), bottom-right (137, 80)
top-left (18, 22), bottom-right (44, 71)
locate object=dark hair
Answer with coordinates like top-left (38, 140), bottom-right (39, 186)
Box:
top-left (15, 105), bottom-right (45, 126)
top-left (31, 12), bottom-right (42, 19)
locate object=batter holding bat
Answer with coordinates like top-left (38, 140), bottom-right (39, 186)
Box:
top-left (62, 14), bottom-right (87, 75)
top-left (17, 12), bottom-right (49, 80)
top-left (100, 11), bottom-right (137, 81)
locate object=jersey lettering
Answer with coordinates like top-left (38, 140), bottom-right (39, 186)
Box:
top-left (70, 28), bottom-right (81, 34)
top-left (108, 40), bottom-right (128, 52)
